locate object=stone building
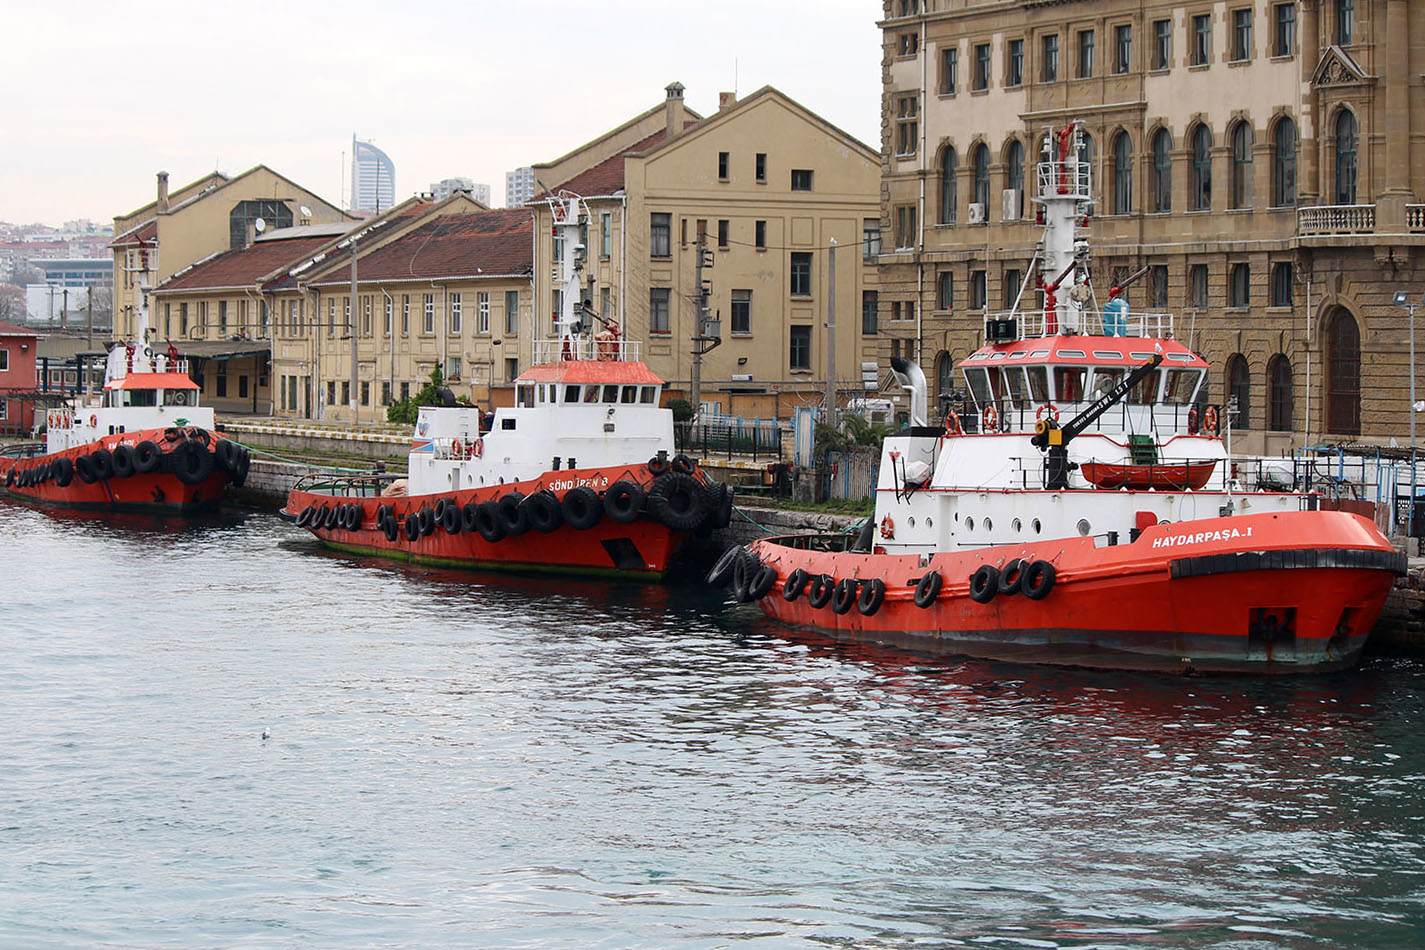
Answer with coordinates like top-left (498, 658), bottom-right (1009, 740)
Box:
top-left (879, 0), bottom-right (1424, 453)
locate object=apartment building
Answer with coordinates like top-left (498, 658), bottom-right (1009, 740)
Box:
top-left (880, 0), bottom-right (1424, 453)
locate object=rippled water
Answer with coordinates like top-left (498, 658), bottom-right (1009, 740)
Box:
top-left (2, 500), bottom-right (1424, 948)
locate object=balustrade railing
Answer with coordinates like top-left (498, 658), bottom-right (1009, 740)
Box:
top-left (1298, 203), bottom-right (1376, 235)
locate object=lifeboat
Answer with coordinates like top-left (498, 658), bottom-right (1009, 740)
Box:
top-left (706, 122), bottom-right (1405, 674)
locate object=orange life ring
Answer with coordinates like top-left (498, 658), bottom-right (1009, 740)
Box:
top-left (946, 412), bottom-right (963, 436)
top-left (1036, 403), bottom-right (1060, 423)
top-left (450, 439), bottom-right (464, 460)
top-left (879, 515), bottom-right (895, 540)
top-left (1187, 407), bottom-right (1200, 435)
top-left (470, 438), bottom-right (483, 459)
top-left (1203, 406), bottom-right (1219, 434)
top-left (982, 405), bottom-right (999, 432)
top-left (89, 414), bottom-right (97, 427)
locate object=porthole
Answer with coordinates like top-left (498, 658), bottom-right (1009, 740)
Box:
top-left (984, 518), bottom-right (993, 531)
top-left (1076, 518), bottom-right (1092, 536)
top-left (925, 518), bottom-right (933, 528)
top-left (966, 516), bottom-right (975, 531)
top-left (1012, 518), bottom-right (1022, 532)
top-left (908, 516), bottom-right (916, 528)
top-left (1032, 518), bottom-right (1042, 535)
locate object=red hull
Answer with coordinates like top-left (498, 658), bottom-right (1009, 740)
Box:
top-left (1, 427), bottom-right (235, 514)
top-left (744, 511), bottom-right (1404, 674)
top-left (283, 463), bottom-right (711, 578)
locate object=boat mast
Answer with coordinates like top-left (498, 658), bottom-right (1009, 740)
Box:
top-left (1034, 122), bottom-right (1093, 335)
top-left (552, 194), bottom-right (586, 359)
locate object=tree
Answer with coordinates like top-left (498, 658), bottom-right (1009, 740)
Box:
top-left (814, 412), bottom-right (895, 463)
top-left (666, 398), bottom-right (695, 423)
top-left (386, 365), bottom-right (452, 425)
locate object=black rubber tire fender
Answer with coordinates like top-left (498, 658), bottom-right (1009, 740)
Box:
top-left (671, 453), bottom-right (696, 475)
top-left (404, 511), bottom-right (420, 541)
top-left (418, 508), bottom-right (436, 536)
top-left (706, 545), bottom-right (742, 587)
top-left (53, 456), bottom-right (74, 488)
top-left (747, 563), bottom-right (777, 600)
top-left (461, 502), bottom-right (480, 533)
top-left (322, 505), bottom-right (341, 530)
top-left (522, 490), bottom-right (562, 534)
top-left (74, 454), bottom-right (97, 484)
top-left (133, 441), bottom-right (162, 474)
top-left (163, 427), bottom-right (182, 443)
top-left (647, 472), bottom-right (704, 532)
top-left (713, 481), bottom-right (734, 529)
top-left (857, 578), bottom-right (887, 616)
top-left (215, 438), bottom-right (239, 473)
top-left (968, 564), bottom-right (999, 604)
top-left (831, 577), bottom-right (859, 615)
top-left (188, 427), bottom-right (211, 446)
top-left (384, 516), bottom-right (399, 542)
top-left (111, 444), bottom-right (137, 479)
top-left (913, 570), bottom-right (943, 608)
top-left (90, 448), bottom-right (115, 481)
top-left (561, 486), bottom-right (603, 531)
top-left (296, 505), bottom-right (316, 528)
top-left (441, 500), bottom-right (462, 534)
top-left (376, 504), bottom-right (393, 530)
top-left (806, 573), bottom-right (836, 609)
top-left (647, 455), bottom-right (670, 477)
top-left (603, 480), bottom-right (644, 524)
top-left (434, 497), bottom-right (451, 523)
top-left (170, 440), bottom-right (213, 485)
top-left (731, 551), bottom-right (756, 602)
top-left (344, 504), bottom-right (362, 532)
top-left (232, 447), bottom-right (251, 487)
top-left (496, 492), bottom-right (529, 536)
top-left (782, 567), bottom-right (810, 601)
top-left (474, 500), bottom-right (506, 543)
top-left (1022, 559), bottom-right (1057, 600)
top-left (997, 558), bottom-right (1026, 596)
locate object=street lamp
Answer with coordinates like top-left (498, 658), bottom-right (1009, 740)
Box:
top-left (1391, 290), bottom-right (1425, 539)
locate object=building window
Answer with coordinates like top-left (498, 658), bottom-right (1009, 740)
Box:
top-left (862, 291), bottom-right (879, 335)
top-left (505, 358), bottom-right (519, 383)
top-left (1007, 39), bottom-right (1023, 86)
top-left (1227, 353), bottom-right (1251, 429)
top-left (381, 381), bottom-right (391, 406)
top-left (790, 252), bottom-right (813, 296)
top-left (402, 295), bottom-right (410, 335)
top-left (1273, 117), bottom-right (1298, 207)
top-left (218, 300), bottom-right (228, 335)
top-left (1268, 354), bottom-right (1293, 431)
top-left (940, 47), bottom-right (958, 94)
top-left (1335, 110), bottom-right (1358, 204)
top-left (650, 213), bottom-right (671, 257)
top-left (505, 291), bottom-right (519, 335)
top-left (649, 288), bottom-right (670, 334)
top-left (179, 302), bottom-right (188, 336)
top-left (717, 219), bottom-right (729, 249)
top-left (791, 169), bottom-right (814, 191)
top-left (970, 270), bottom-right (987, 309)
top-left (896, 96), bottom-right (918, 155)
top-left (863, 218), bottom-right (881, 261)
top-left (973, 42), bottom-right (991, 90)
top-left (755, 152), bottom-right (766, 182)
top-left (0, 350), bottom-right (7, 372)
top-left (450, 292), bottom-right (462, 333)
top-left (939, 147), bottom-right (958, 224)
top-left (600, 287), bottom-right (611, 319)
top-left (327, 299), bottom-right (335, 336)
top-left (730, 289), bottom-right (751, 334)
top-left (1232, 8), bottom-right (1253, 61)
top-left (1230, 263), bottom-right (1251, 306)
top-left (1114, 24), bottom-right (1132, 73)
top-left (326, 381), bottom-right (336, 406)
top-left (1230, 121), bottom-right (1253, 209)
top-left (1112, 131), bottom-right (1133, 214)
top-left (1274, 3), bottom-right (1296, 56)
top-left (972, 143), bottom-right (990, 212)
top-left (600, 213), bottom-right (611, 257)
top-left (384, 297), bottom-right (392, 335)
top-left (1003, 269), bottom-right (1022, 309)
top-left (1192, 14), bottom-right (1211, 66)
top-left (1148, 265), bottom-right (1169, 307)
top-left (896, 205), bottom-right (917, 248)
top-left (937, 270), bottom-right (954, 310)
top-left (718, 151), bottom-right (729, 179)
top-left (360, 381), bottom-right (369, 406)
top-left (552, 290), bottom-right (563, 332)
top-left (1337, 0), bottom-right (1354, 45)
top-left (1270, 262), bottom-right (1294, 306)
top-left (423, 294), bottom-right (434, 333)
top-left (755, 220), bottom-right (767, 249)
top-left (1078, 29), bottom-right (1094, 78)
top-left (477, 292), bottom-right (490, 334)
top-left (362, 297), bottom-right (371, 336)
top-left (1153, 18), bottom-right (1171, 69)
top-left (1005, 140), bottom-right (1024, 219)
top-left (1190, 125), bottom-right (1212, 211)
top-left (899, 32), bottom-right (919, 57)
top-left (1042, 34), bottom-right (1059, 81)
top-left (1189, 264), bottom-right (1209, 307)
top-left (789, 325), bottom-right (811, 370)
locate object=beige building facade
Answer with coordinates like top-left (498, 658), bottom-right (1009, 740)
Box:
top-left (880, 0), bottom-right (1425, 453)
top-left (531, 85), bottom-right (883, 419)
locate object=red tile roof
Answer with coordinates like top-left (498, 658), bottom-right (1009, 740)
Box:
top-left (110, 220), bottom-right (157, 248)
top-left (0, 321), bottom-right (38, 338)
top-left (156, 236), bottom-right (332, 293)
top-left (545, 129), bottom-right (679, 198)
top-left (314, 209), bottom-right (532, 285)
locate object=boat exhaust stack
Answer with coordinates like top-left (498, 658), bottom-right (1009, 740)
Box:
top-left (889, 357), bottom-right (928, 427)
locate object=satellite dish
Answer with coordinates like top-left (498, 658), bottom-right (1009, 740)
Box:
top-left (254, 218), bottom-right (267, 233)
top-left (299, 205), bottom-right (312, 217)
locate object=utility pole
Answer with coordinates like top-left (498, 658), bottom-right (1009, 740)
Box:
top-left (825, 238), bottom-right (838, 429)
top-left (349, 241), bottom-right (359, 424)
top-left (86, 286), bottom-right (93, 351)
top-left (61, 287), bottom-right (69, 330)
top-left (689, 227), bottom-right (720, 416)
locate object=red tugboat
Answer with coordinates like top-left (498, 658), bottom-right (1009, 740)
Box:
top-left (1, 298), bottom-right (249, 514)
top-left (710, 123), bottom-right (1404, 674)
top-left (282, 194), bottom-right (730, 578)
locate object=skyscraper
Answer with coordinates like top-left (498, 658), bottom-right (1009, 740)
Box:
top-left (351, 136), bottom-right (396, 213)
top-left (505, 166), bottom-right (535, 208)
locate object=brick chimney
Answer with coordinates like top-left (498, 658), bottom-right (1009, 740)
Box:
top-left (157, 171), bottom-right (170, 213)
top-left (664, 81), bottom-right (686, 139)
top-left (719, 91), bottom-right (737, 112)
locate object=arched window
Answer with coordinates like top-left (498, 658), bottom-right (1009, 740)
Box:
top-left (1230, 121), bottom-right (1253, 209)
top-left (973, 143), bottom-right (990, 212)
top-left (1227, 353), bottom-right (1251, 430)
top-left (1327, 308), bottom-right (1361, 434)
top-left (939, 146), bottom-right (958, 225)
top-left (1190, 124), bottom-right (1213, 211)
top-left (1272, 117), bottom-right (1297, 207)
top-left (1112, 131), bottom-right (1133, 214)
top-left (1151, 128), bottom-right (1172, 212)
top-left (1268, 354), bottom-right (1293, 431)
top-left (1005, 140), bottom-right (1024, 219)
top-left (1335, 110), bottom-right (1358, 204)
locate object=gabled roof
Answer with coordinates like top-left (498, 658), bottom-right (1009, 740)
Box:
top-left (265, 196), bottom-right (437, 291)
top-left (544, 129), bottom-right (685, 198)
top-left (154, 235), bottom-right (333, 293)
top-left (1312, 45), bottom-right (1374, 87)
top-left (163, 164), bottom-right (347, 219)
top-left (115, 171), bottom-right (229, 223)
top-left (308, 209), bottom-right (533, 286)
top-left (110, 219), bottom-right (158, 249)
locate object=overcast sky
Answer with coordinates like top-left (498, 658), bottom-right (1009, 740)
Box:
top-left (3, 0), bottom-right (884, 226)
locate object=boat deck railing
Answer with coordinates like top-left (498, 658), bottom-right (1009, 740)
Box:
top-left (984, 309), bottom-right (1176, 341)
top-left (956, 399), bottom-right (1216, 438)
top-left (531, 337), bottom-right (642, 364)
top-left (292, 470), bottom-right (403, 498)
top-left (983, 452), bottom-right (1317, 500)
top-left (0, 442), bottom-right (46, 460)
